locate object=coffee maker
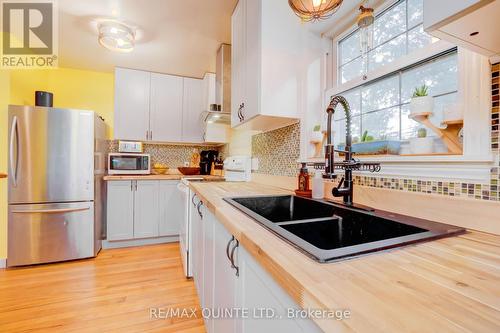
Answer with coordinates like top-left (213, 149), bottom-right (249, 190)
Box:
top-left (200, 150), bottom-right (219, 175)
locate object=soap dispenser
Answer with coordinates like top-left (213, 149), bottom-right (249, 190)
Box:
top-left (295, 163), bottom-right (312, 198)
top-left (312, 171), bottom-right (324, 199)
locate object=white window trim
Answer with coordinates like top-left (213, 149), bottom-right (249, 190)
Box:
top-left (323, 24), bottom-right (494, 183)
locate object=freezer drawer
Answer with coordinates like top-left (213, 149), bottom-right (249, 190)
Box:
top-left (7, 202), bottom-right (95, 267)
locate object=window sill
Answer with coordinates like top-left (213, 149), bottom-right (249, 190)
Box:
top-left (306, 155), bottom-right (495, 183)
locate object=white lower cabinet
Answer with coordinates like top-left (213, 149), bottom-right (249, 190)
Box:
top-left (107, 181), bottom-right (134, 241)
top-left (107, 180), bottom-right (181, 241)
top-left (134, 180), bottom-right (160, 239)
top-left (192, 199), bottom-right (322, 333)
top-left (159, 181), bottom-right (182, 236)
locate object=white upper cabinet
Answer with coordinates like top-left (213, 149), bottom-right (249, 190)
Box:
top-left (114, 68), bottom-right (207, 143)
top-left (231, 0), bottom-right (245, 127)
top-left (424, 0), bottom-right (500, 57)
top-left (114, 68), bottom-right (150, 141)
top-left (203, 72), bottom-right (216, 111)
top-left (150, 73), bottom-right (184, 142)
top-left (182, 77), bottom-right (204, 143)
top-left (231, 0), bottom-right (323, 132)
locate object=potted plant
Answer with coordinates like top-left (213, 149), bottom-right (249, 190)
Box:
top-left (410, 84), bottom-right (433, 116)
top-left (338, 130), bottom-right (401, 155)
top-left (310, 124), bottom-right (323, 143)
top-left (409, 128), bottom-right (434, 154)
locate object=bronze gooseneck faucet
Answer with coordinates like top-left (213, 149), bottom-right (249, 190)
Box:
top-left (323, 95), bottom-right (381, 207)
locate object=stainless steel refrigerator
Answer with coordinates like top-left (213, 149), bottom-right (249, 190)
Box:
top-left (7, 105), bottom-right (107, 267)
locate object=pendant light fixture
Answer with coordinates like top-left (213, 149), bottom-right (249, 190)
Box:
top-left (288, 0), bottom-right (343, 22)
top-left (357, 1), bottom-right (374, 79)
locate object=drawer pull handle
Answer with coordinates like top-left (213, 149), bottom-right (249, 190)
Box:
top-left (12, 207), bottom-right (90, 214)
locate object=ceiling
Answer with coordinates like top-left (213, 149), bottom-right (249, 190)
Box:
top-left (58, 0), bottom-right (237, 78)
top-left (57, 0), bottom-right (377, 77)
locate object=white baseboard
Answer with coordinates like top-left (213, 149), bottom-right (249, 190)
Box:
top-left (102, 236), bottom-right (179, 249)
top-left (0, 259), bottom-right (6, 269)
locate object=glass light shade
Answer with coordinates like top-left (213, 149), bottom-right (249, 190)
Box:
top-left (288, 0), bottom-right (343, 22)
top-left (98, 21), bottom-right (135, 53)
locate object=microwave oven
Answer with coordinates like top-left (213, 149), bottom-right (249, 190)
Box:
top-left (108, 153), bottom-right (151, 175)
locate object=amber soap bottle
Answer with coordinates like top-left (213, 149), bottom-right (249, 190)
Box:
top-left (295, 163), bottom-right (312, 198)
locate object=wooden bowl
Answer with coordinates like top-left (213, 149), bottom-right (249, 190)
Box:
top-left (151, 167), bottom-right (169, 175)
top-left (177, 167), bottom-right (201, 175)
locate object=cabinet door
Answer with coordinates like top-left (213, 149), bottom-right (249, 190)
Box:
top-left (202, 208), bottom-right (215, 333)
top-left (203, 72), bottom-right (216, 111)
top-left (182, 78), bottom-right (204, 143)
top-left (158, 181), bottom-right (181, 236)
top-left (134, 180), bottom-right (160, 239)
top-left (191, 194), bottom-right (204, 295)
top-left (114, 68), bottom-right (150, 141)
top-left (213, 219), bottom-right (238, 333)
top-left (107, 181), bottom-right (134, 241)
top-left (231, 0), bottom-right (245, 127)
top-left (243, 0), bottom-right (261, 122)
top-left (150, 73), bottom-right (184, 142)
top-left (236, 246), bottom-right (322, 333)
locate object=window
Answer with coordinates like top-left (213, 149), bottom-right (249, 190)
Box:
top-left (333, 51), bottom-right (458, 151)
top-left (338, 0), bottom-right (436, 84)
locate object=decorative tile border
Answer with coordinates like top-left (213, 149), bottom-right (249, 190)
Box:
top-left (251, 123), bottom-right (300, 177)
top-left (253, 63), bottom-right (500, 202)
top-left (108, 141), bottom-right (224, 168)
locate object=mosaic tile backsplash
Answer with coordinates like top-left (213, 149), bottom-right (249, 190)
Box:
top-left (253, 63), bottom-right (500, 202)
top-left (252, 123), bottom-right (300, 177)
top-left (109, 141), bottom-right (224, 168)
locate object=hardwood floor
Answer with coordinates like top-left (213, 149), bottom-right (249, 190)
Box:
top-left (0, 243), bottom-right (205, 333)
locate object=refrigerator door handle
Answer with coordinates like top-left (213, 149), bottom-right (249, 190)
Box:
top-left (11, 207), bottom-right (91, 214)
top-left (9, 116), bottom-right (18, 187)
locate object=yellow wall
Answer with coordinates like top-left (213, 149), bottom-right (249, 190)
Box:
top-left (10, 68), bottom-right (114, 137)
top-left (0, 67), bottom-right (114, 261)
top-left (0, 70), bottom-right (10, 261)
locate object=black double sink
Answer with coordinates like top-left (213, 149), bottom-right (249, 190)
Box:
top-left (224, 195), bottom-right (464, 262)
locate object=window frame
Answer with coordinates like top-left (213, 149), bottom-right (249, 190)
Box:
top-left (323, 1), bottom-right (493, 183)
top-left (333, 49), bottom-right (459, 144)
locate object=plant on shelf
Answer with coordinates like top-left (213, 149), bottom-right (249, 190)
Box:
top-left (310, 124), bottom-right (323, 143)
top-left (361, 130), bottom-right (374, 142)
top-left (338, 130), bottom-right (401, 155)
top-left (412, 85), bottom-right (429, 98)
top-left (417, 127), bottom-right (427, 138)
top-left (410, 84), bottom-right (433, 116)
top-left (410, 127), bottom-right (434, 154)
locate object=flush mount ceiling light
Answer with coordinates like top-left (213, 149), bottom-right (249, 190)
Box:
top-left (98, 20), bottom-right (135, 53)
top-left (288, 0), bottom-right (343, 22)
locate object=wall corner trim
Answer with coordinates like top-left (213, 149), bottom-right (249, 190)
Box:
top-left (0, 259), bottom-right (6, 269)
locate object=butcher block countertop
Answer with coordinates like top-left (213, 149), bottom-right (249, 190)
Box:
top-left (189, 181), bottom-right (500, 333)
top-left (103, 174), bottom-right (224, 181)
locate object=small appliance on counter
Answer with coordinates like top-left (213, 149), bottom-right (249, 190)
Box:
top-left (108, 153), bottom-right (150, 175)
top-left (200, 150), bottom-right (219, 175)
top-left (118, 140), bottom-right (143, 153)
top-left (223, 156), bottom-right (251, 182)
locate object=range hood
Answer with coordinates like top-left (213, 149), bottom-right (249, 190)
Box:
top-left (216, 43), bottom-right (231, 113)
top-left (202, 43), bottom-right (231, 125)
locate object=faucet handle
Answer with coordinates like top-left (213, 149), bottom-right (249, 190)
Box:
top-left (337, 177), bottom-right (344, 188)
